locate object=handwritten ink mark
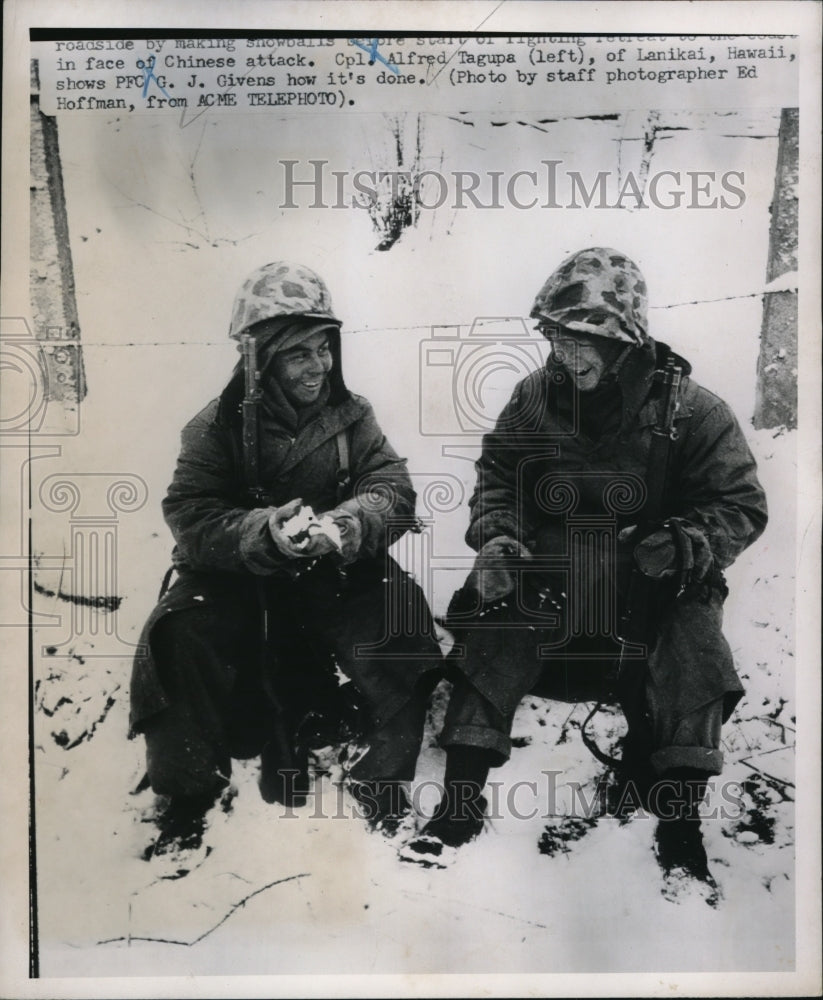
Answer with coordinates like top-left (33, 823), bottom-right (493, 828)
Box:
top-left (426, 1), bottom-right (508, 85)
top-left (352, 38), bottom-right (399, 75)
top-left (136, 55), bottom-right (170, 100)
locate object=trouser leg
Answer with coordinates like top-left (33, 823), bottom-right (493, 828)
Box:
top-left (645, 684), bottom-right (724, 885)
top-left (646, 691), bottom-right (726, 777)
top-left (143, 610), bottom-right (232, 797)
top-left (417, 623), bottom-right (538, 846)
top-left (143, 602), bottom-right (263, 798)
top-left (642, 588), bottom-right (742, 777)
top-left (439, 673), bottom-right (517, 765)
top-left (440, 613), bottom-right (547, 765)
top-left (349, 691), bottom-right (428, 783)
top-left (440, 618), bottom-right (728, 780)
top-left (296, 560), bottom-right (442, 783)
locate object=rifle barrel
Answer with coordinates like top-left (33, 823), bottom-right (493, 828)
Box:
top-left (640, 359), bottom-right (681, 525)
top-left (242, 334), bottom-right (263, 500)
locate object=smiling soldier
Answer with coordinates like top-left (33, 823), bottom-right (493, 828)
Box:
top-left (413, 248), bottom-right (767, 898)
top-left (130, 262), bottom-right (442, 859)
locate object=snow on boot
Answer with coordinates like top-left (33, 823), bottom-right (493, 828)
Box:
top-left (417, 801), bottom-right (486, 848)
top-left (143, 791), bottom-right (218, 878)
top-left (401, 745), bottom-right (493, 863)
top-left (400, 791), bottom-right (488, 867)
top-left (349, 779), bottom-right (412, 837)
top-left (654, 817), bottom-right (720, 907)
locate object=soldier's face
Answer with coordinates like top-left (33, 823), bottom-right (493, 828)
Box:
top-left (271, 330), bottom-right (333, 406)
top-left (547, 329), bottom-right (624, 392)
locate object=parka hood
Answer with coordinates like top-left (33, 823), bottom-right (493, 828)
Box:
top-left (531, 247), bottom-right (650, 346)
top-left (221, 316), bottom-right (350, 425)
top-left (221, 262), bottom-right (350, 421)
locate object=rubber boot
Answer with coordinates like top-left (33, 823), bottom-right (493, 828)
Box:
top-left (347, 681), bottom-right (434, 835)
top-left (651, 768), bottom-right (719, 905)
top-left (145, 789), bottom-right (220, 860)
top-left (416, 746), bottom-right (494, 850)
top-left (607, 731), bottom-right (657, 819)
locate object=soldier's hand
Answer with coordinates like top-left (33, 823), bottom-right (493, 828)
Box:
top-left (622, 523), bottom-right (713, 581)
top-left (300, 525), bottom-right (341, 561)
top-left (327, 508), bottom-right (362, 564)
top-left (468, 535), bottom-right (532, 604)
top-left (299, 508), bottom-right (362, 564)
top-left (268, 498), bottom-right (311, 560)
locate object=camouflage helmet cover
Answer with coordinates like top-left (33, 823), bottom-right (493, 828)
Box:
top-left (229, 261), bottom-right (340, 340)
top-left (530, 247), bottom-right (649, 345)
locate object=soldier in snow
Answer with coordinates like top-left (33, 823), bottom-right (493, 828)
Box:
top-left (416, 248), bottom-right (767, 891)
top-left (131, 262), bottom-right (442, 856)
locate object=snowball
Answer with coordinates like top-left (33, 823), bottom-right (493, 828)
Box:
top-left (314, 513), bottom-right (343, 550)
top-left (283, 504), bottom-right (342, 551)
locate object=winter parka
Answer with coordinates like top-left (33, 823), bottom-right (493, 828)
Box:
top-left (130, 264), bottom-right (439, 740)
top-left (441, 248), bottom-right (768, 772)
top-left (466, 340), bottom-right (767, 571)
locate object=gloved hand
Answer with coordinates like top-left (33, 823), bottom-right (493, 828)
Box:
top-left (268, 498), bottom-right (313, 561)
top-left (328, 508), bottom-right (362, 564)
top-left (298, 507), bottom-right (362, 564)
top-left (299, 530), bottom-right (339, 560)
top-left (466, 535), bottom-right (532, 605)
top-left (619, 522), bottom-right (713, 581)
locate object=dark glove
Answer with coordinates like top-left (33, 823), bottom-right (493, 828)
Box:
top-left (466, 535), bottom-right (532, 605)
top-left (620, 522), bottom-right (713, 581)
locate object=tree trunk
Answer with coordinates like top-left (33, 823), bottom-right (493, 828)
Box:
top-left (30, 59), bottom-right (87, 405)
top-left (753, 108), bottom-right (798, 430)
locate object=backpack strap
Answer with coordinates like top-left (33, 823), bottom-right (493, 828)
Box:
top-left (335, 428), bottom-right (351, 504)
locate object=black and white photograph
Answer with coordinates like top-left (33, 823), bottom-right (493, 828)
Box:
top-left (1, 2), bottom-right (820, 997)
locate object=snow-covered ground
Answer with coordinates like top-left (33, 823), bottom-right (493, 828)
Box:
top-left (27, 107), bottom-right (801, 978)
top-left (32, 426), bottom-right (796, 977)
